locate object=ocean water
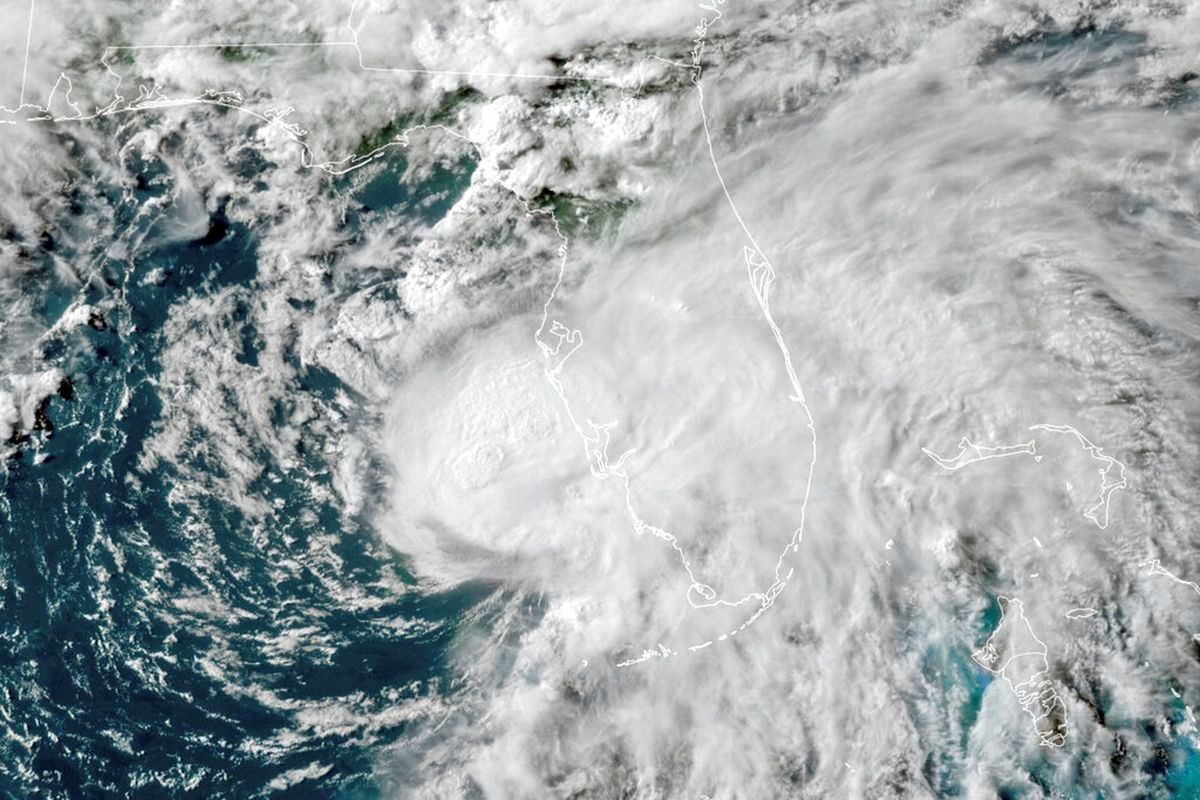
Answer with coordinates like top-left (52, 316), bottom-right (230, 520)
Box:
top-left (0, 145), bottom-right (480, 796)
top-left (5, 5), bottom-right (1200, 797)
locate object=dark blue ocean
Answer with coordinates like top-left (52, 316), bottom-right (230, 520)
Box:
top-left (6, 33), bottom-right (1200, 793)
top-left (0, 141), bottom-right (492, 797)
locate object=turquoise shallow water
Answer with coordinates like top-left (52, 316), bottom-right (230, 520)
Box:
top-left (6, 24), bottom-right (1200, 792)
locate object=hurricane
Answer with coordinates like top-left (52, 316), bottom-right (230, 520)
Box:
top-left (3, 0), bottom-right (1200, 797)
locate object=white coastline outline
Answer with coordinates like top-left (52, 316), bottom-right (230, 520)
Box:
top-left (5, 0), bottom-right (814, 664)
top-left (1, 0), bottom-right (613, 119)
top-left (1143, 559), bottom-right (1200, 599)
top-left (534, 0), bottom-right (819, 665)
top-left (922, 423), bottom-right (1127, 530)
top-left (972, 596), bottom-right (1068, 748)
top-left (1028, 423), bottom-right (1127, 530)
top-left (920, 437), bottom-right (1037, 471)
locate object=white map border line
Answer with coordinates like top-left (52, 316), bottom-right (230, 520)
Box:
top-left (7, 0), bottom-right (813, 665)
top-left (922, 423), bottom-right (1127, 530)
top-left (1143, 558), bottom-right (1200, 599)
top-left (1, 0), bottom-right (607, 117)
top-left (536, 0), bottom-right (820, 665)
top-left (972, 596), bottom-right (1068, 748)
top-left (1029, 423), bottom-right (1127, 530)
top-left (17, 0), bottom-right (36, 108)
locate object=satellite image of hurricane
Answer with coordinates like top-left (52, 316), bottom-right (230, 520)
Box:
top-left (2, 0), bottom-right (1200, 797)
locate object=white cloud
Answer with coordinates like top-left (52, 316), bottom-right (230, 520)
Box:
top-left (4, 0), bottom-right (1200, 795)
